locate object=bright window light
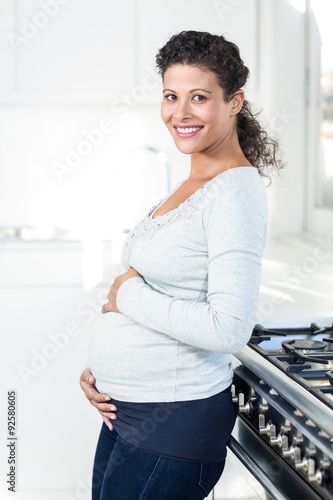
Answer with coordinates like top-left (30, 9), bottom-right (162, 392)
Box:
top-left (288, 0), bottom-right (306, 14)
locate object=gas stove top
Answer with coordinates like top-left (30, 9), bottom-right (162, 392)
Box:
top-left (248, 323), bottom-right (333, 410)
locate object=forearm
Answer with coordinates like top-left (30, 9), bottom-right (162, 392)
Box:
top-left (116, 263), bottom-right (260, 353)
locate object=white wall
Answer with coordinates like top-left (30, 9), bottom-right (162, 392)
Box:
top-left (258, 0), bottom-right (307, 237)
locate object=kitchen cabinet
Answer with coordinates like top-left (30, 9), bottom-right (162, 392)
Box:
top-left (0, 240), bottom-right (123, 497)
top-left (0, 0), bottom-right (258, 104)
top-left (0, 286), bottom-right (100, 493)
top-left (1, 0), bottom-right (135, 104)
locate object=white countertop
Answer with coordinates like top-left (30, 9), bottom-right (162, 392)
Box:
top-left (259, 233), bottom-right (333, 327)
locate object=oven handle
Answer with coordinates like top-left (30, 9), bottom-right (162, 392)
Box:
top-left (227, 436), bottom-right (290, 500)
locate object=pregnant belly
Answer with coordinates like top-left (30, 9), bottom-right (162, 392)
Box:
top-left (88, 312), bottom-right (178, 401)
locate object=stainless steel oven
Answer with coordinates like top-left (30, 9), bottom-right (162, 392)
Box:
top-left (223, 322), bottom-right (333, 500)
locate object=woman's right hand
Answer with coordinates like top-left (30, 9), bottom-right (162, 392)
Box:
top-left (79, 368), bottom-right (118, 431)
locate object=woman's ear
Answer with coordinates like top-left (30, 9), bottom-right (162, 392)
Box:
top-left (230, 90), bottom-right (245, 116)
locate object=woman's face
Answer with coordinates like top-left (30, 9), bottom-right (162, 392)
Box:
top-left (161, 64), bottom-right (242, 156)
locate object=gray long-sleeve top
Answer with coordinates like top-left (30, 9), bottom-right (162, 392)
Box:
top-left (89, 167), bottom-right (267, 402)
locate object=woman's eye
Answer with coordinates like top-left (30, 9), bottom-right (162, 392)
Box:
top-left (193, 95), bottom-right (206, 102)
top-left (164, 94), bottom-right (177, 101)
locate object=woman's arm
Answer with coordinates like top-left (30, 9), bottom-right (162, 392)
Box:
top-left (79, 368), bottom-right (118, 431)
top-left (104, 184), bottom-right (267, 353)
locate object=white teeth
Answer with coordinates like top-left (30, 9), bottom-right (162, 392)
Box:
top-left (176, 127), bottom-right (202, 133)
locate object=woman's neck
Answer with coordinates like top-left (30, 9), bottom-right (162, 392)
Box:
top-left (189, 148), bottom-right (251, 182)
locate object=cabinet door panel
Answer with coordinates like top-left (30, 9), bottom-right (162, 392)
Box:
top-left (17, 0), bottom-right (135, 92)
top-left (0, 286), bottom-right (104, 492)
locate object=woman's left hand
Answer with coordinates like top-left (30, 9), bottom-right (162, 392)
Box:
top-left (102, 268), bottom-right (143, 313)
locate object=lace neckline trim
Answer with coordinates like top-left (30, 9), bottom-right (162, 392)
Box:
top-left (122, 166), bottom-right (255, 263)
top-left (123, 180), bottom-right (213, 263)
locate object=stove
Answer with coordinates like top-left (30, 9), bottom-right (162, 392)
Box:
top-left (230, 322), bottom-right (333, 499)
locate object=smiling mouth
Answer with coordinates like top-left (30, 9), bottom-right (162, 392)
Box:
top-left (174, 126), bottom-right (203, 136)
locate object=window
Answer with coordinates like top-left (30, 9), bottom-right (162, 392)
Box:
top-left (306, 0), bottom-right (333, 232)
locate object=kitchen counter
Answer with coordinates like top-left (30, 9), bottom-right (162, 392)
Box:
top-left (0, 235), bottom-right (126, 287)
top-left (259, 232), bottom-right (333, 327)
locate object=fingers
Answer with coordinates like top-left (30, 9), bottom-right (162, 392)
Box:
top-left (89, 393), bottom-right (111, 405)
top-left (90, 399), bottom-right (117, 412)
top-left (102, 416), bottom-right (114, 432)
top-left (99, 406), bottom-right (117, 433)
top-left (80, 368), bottom-right (118, 433)
top-left (101, 302), bottom-right (112, 314)
top-left (80, 368), bottom-right (98, 392)
top-left (99, 409), bottom-right (117, 420)
top-left (86, 388), bottom-right (118, 421)
top-left (79, 369), bottom-right (114, 406)
top-left (101, 286), bottom-right (118, 314)
top-left (80, 367), bottom-right (93, 383)
top-left (82, 385), bottom-right (118, 411)
top-left (84, 385), bottom-right (112, 404)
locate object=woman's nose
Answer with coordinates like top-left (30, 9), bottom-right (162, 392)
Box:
top-left (173, 99), bottom-right (192, 120)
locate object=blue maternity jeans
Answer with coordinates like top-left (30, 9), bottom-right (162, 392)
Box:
top-left (92, 423), bottom-right (226, 500)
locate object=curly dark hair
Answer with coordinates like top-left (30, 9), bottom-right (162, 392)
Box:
top-left (156, 30), bottom-right (284, 178)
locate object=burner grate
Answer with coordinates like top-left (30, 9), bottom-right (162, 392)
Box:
top-left (282, 339), bottom-right (330, 365)
top-left (283, 339), bottom-right (327, 352)
top-left (248, 323), bottom-right (333, 409)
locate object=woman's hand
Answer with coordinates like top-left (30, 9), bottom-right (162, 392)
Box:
top-left (102, 268), bottom-right (143, 313)
top-left (79, 368), bottom-right (118, 431)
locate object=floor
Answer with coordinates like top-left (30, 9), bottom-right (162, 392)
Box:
top-left (213, 452), bottom-right (269, 499)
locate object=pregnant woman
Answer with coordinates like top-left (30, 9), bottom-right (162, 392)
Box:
top-left (81, 30), bottom-right (283, 500)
